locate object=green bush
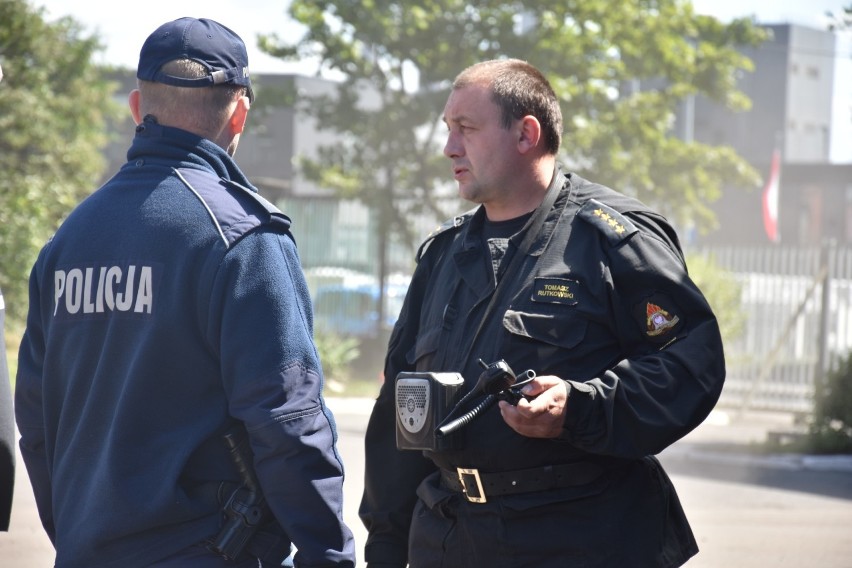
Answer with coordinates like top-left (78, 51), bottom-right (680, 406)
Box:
top-left (807, 352), bottom-right (852, 453)
top-left (313, 329), bottom-right (360, 383)
top-left (685, 251), bottom-right (746, 348)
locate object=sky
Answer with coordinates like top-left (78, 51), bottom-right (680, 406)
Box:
top-left (32, 0), bottom-right (851, 74)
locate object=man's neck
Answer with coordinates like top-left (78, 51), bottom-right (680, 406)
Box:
top-left (483, 156), bottom-right (556, 221)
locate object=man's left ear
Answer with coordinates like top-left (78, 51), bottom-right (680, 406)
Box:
top-left (518, 115), bottom-right (542, 154)
top-left (229, 96), bottom-right (250, 135)
top-left (128, 89), bottom-right (143, 125)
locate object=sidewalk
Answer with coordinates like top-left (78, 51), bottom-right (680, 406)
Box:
top-left (2, 400), bottom-right (849, 568)
top-left (668, 407), bottom-right (852, 473)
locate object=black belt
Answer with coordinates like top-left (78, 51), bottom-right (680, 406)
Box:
top-left (440, 462), bottom-right (605, 503)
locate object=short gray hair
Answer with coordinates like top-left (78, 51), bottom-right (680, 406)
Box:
top-left (137, 59), bottom-right (246, 138)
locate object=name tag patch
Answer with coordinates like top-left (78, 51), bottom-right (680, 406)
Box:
top-left (531, 278), bottom-right (579, 306)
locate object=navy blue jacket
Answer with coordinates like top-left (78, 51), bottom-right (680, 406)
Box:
top-left (15, 118), bottom-right (355, 567)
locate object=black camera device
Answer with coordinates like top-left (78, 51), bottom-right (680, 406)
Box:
top-left (395, 371), bottom-right (465, 451)
top-left (395, 359), bottom-right (535, 451)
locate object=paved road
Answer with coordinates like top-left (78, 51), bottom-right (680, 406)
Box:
top-left (2, 399), bottom-right (851, 567)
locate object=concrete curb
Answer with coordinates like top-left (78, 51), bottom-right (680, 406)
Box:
top-left (663, 445), bottom-right (852, 473)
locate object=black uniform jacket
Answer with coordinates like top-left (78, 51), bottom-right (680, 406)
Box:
top-left (0, 286), bottom-right (13, 531)
top-left (359, 168), bottom-right (725, 565)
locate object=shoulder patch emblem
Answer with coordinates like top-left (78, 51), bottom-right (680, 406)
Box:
top-left (577, 199), bottom-right (637, 245)
top-left (645, 302), bottom-right (679, 336)
top-left (632, 293), bottom-right (684, 343)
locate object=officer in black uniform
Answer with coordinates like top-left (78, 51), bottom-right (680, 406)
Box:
top-left (0, 284), bottom-right (13, 532)
top-left (360, 59), bottom-right (725, 567)
top-left (0, 64), bottom-right (14, 533)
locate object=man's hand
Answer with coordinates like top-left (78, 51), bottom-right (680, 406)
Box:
top-left (498, 375), bottom-right (568, 438)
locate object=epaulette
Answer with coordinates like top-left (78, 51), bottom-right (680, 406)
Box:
top-left (223, 179), bottom-right (292, 233)
top-left (175, 167), bottom-right (292, 249)
top-left (416, 209), bottom-right (475, 262)
top-left (577, 199), bottom-right (638, 246)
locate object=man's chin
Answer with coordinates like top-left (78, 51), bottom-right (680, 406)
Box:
top-left (457, 184), bottom-right (478, 203)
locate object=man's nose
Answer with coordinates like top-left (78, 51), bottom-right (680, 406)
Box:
top-left (443, 132), bottom-right (462, 158)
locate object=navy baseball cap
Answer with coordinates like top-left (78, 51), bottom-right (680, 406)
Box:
top-left (137, 17), bottom-right (254, 102)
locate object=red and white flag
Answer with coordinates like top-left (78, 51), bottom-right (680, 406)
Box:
top-left (762, 148), bottom-right (781, 243)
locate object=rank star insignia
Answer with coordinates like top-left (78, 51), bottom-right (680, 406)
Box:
top-left (594, 208), bottom-right (626, 235)
top-left (646, 302), bottom-right (679, 336)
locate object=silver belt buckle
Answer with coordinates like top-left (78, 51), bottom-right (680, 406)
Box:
top-left (457, 467), bottom-right (486, 503)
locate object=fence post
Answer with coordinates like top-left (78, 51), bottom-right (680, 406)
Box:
top-left (814, 239), bottom-right (834, 407)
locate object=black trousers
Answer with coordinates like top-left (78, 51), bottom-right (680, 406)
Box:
top-left (408, 457), bottom-right (697, 568)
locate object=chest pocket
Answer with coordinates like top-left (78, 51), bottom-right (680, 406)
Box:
top-left (502, 274), bottom-right (592, 349)
top-left (502, 308), bottom-right (588, 349)
top-left (407, 323), bottom-right (442, 366)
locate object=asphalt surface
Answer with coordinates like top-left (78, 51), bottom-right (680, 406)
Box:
top-left (2, 399), bottom-right (851, 567)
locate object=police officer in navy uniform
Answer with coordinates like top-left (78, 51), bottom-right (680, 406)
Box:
top-left (15, 18), bottom-right (355, 567)
top-left (360, 59), bottom-right (725, 567)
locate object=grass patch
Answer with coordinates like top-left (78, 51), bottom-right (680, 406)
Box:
top-left (325, 377), bottom-right (382, 399)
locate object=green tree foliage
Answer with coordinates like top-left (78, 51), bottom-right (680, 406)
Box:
top-left (262, 0), bottom-right (767, 252)
top-left (0, 0), bottom-right (119, 330)
top-left (826, 4), bottom-right (852, 30)
top-left (685, 252), bottom-right (745, 350)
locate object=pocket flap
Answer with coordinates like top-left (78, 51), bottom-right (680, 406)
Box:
top-left (503, 309), bottom-right (587, 349)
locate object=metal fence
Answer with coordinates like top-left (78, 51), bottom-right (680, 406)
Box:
top-left (695, 243), bottom-right (852, 415)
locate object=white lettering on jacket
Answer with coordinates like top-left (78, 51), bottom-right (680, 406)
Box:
top-left (54, 264), bottom-right (154, 317)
